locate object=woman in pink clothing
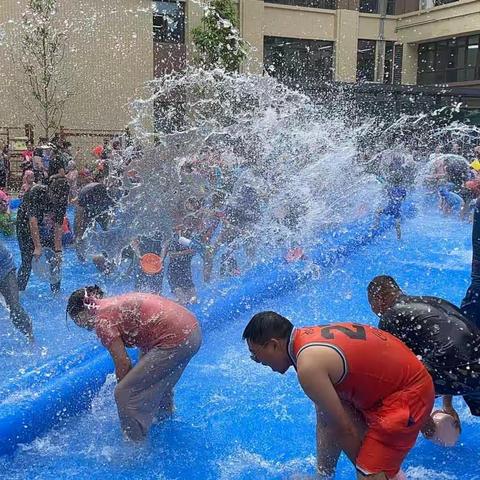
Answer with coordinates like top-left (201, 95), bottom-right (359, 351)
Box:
top-left (66, 285), bottom-right (202, 441)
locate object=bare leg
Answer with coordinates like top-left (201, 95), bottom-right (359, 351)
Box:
top-left (203, 246), bottom-right (214, 283)
top-left (319, 402), bottom-right (394, 480)
top-left (316, 402), bottom-right (367, 478)
top-left (0, 270), bottom-right (33, 341)
top-left (395, 219), bottom-right (401, 240)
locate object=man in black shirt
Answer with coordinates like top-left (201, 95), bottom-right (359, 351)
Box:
top-left (16, 169), bottom-right (69, 293)
top-left (74, 182), bottom-right (114, 235)
top-left (74, 181), bottom-right (115, 261)
top-left (461, 198), bottom-right (480, 328)
top-left (367, 275), bottom-right (480, 433)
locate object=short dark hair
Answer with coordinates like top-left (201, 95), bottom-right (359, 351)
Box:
top-left (66, 285), bottom-right (104, 323)
top-left (367, 275), bottom-right (401, 298)
top-left (242, 311), bottom-right (293, 344)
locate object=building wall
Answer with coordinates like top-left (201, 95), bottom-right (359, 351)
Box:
top-left (257, 0), bottom-right (480, 87)
top-left (1, 0), bottom-right (479, 140)
top-left (0, 0), bottom-right (153, 138)
top-left (397, 0), bottom-right (480, 44)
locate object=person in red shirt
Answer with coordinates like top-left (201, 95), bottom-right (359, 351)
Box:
top-left (243, 312), bottom-right (434, 480)
top-left (67, 286), bottom-right (202, 441)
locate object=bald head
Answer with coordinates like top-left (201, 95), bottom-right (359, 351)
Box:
top-left (367, 275), bottom-right (402, 315)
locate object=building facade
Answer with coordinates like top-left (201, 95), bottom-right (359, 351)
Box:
top-left (0, 0), bottom-right (479, 139)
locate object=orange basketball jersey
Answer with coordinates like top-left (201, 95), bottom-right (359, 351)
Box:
top-left (288, 323), bottom-right (430, 411)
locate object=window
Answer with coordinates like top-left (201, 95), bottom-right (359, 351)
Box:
top-left (264, 0), bottom-right (336, 8)
top-left (359, 0), bottom-right (396, 14)
top-left (357, 40), bottom-right (376, 82)
top-left (359, 0), bottom-right (378, 13)
top-left (152, 1), bottom-right (185, 44)
top-left (434, 0), bottom-right (458, 5)
top-left (264, 37), bottom-right (334, 87)
top-left (418, 34), bottom-right (480, 84)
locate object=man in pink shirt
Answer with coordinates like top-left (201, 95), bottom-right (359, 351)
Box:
top-left (66, 286), bottom-right (202, 441)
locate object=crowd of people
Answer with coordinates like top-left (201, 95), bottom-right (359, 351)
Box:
top-left (426, 143), bottom-right (480, 219)
top-left (2, 136), bottom-right (480, 479)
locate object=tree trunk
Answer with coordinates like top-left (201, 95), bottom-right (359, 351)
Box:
top-left (42, 32), bottom-right (49, 139)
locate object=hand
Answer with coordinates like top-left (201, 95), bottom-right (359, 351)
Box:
top-left (33, 246), bottom-right (42, 259)
top-left (421, 414), bottom-right (436, 439)
top-left (442, 405), bottom-right (462, 433)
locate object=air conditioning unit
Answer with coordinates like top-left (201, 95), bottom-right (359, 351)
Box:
top-left (419, 0), bottom-right (434, 9)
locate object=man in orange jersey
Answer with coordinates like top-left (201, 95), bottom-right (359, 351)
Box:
top-left (242, 311), bottom-right (434, 480)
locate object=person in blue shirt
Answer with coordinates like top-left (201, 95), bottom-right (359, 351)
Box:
top-left (375, 186), bottom-right (407, 240)
top-left (0, 242), bottom-right (33, 341)
top-left (439, 184), bottom-right (463, 215)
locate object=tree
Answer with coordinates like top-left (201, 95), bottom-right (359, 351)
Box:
top-left (192, 0), bottom-right (247, 72)
top-left (19, 0), bottom-right (72, 140)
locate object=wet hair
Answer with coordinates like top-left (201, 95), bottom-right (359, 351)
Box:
top-left (242, 311), bottom-right (293, 344)
top-left (66, 285), bottom-right (104, 323)
top-left (185, 196), bottom-right (201, 211)
top-left (367, 275), bottom-right (401, 299)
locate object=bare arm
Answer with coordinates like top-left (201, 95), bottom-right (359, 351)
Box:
top-left (315, 406), bottom-right (341, 477)
top-left (107, 337), bottom-right (132, 382)
top-left (54, 222), bottom-right (63, 252)
top-left (74, 205), bottom-right (86, 239)
top-left (28, 217), bottom-right (42, 255)
top-left (442, 395), bottom-right (461, 431)
top-left (297, 348), bottom-right (363, 467)
top-left (443, 394), bottom-right (453, 410)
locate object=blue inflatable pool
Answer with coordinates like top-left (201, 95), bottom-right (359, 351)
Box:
top-left (1, 204), bottom-right (478, 479)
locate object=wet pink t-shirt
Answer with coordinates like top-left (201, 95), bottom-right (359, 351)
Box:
top-left (94, 293), bottom-right (198, 351)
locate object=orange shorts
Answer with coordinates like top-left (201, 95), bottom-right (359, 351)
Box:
top-left (356, 373), bottom-right (434, 478)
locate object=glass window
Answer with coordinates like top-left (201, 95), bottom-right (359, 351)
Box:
top-left (466, 35), bottom-right (479, 68)
top-left (417, 34), bottom-right (480, 85)
top-left (152, 1), bottom-right (185, 44)
top-left (264, 0), bottom-right (336, 8)
top-left (264, 36), bottom-right (334, 87)
top-left (446, 69), bottom-right (457, 83)
top-left (386, 0), bottom-right (396, 14)
top-left (465, 68), bottom-right (476, 81)
top-left (434, 0), bottom-right (459, 5)
top-left (457, 45), bottom-right (466, 69)
top-left (359, 0), bottom-right (378, 13)
top-left (357, 40), bottom-right (376, 82)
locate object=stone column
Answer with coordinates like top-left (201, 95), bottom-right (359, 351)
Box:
top-left (334, 9), bottom-right (359, 83)
top-left (239, 0), bottom-right (264, 74)
top-left (185, 0), bottom-right (206, 64)
top-left (401, 42), bottom-right (418, 85)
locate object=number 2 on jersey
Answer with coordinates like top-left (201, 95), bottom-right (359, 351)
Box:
top-left (320, 324), bottom-right (367, 341)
